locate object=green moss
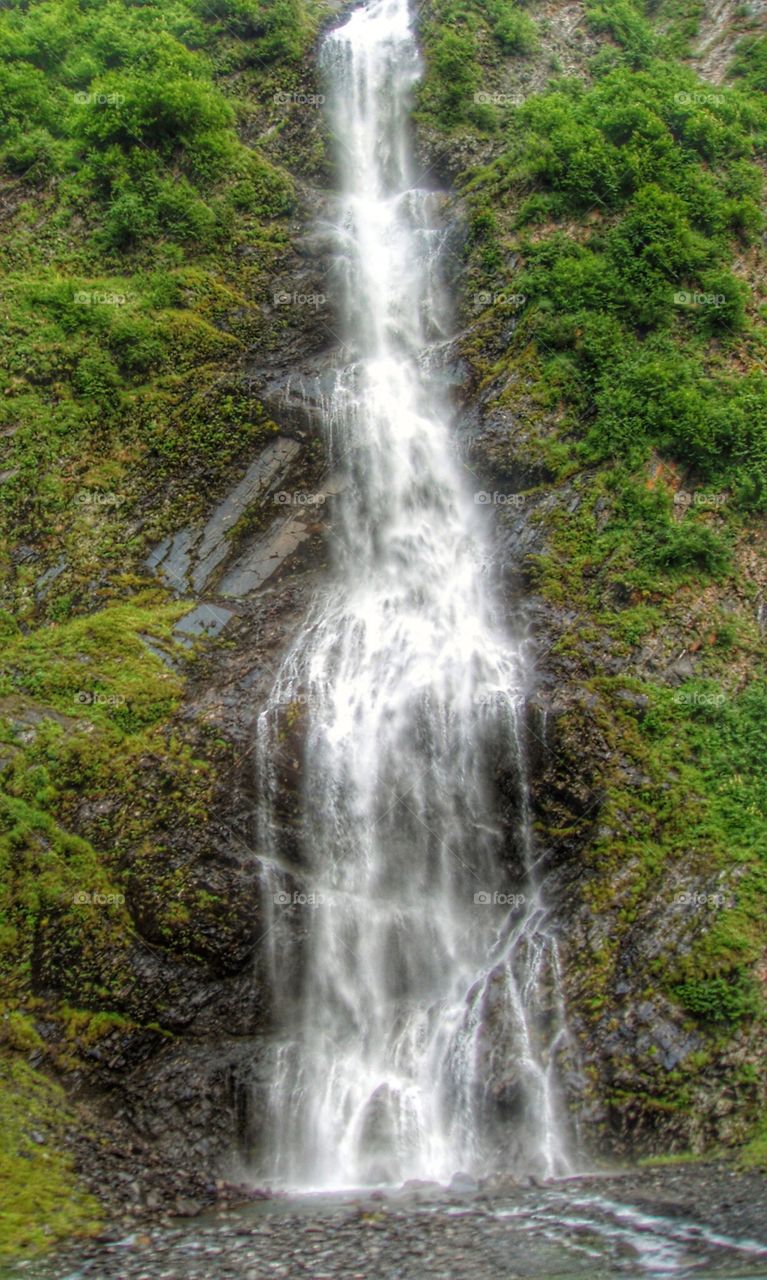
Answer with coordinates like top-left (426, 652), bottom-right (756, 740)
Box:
top-left (637, 1150), bottom-right (706, 1166)
top-left (0, 601), bottom-right (185, 718)
top-left (0, 1011), bottom-right (45, 1054)
top-left (0, 1058), bottom-right (101, 1257)
top-left (0, 601), bottom-right (201, 1005)
top-left (588, 677), bottom-right (766, 1018)
top-left (740, 1120), bottom-right (767, 1169)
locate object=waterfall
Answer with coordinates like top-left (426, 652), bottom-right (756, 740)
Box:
top-left (253, 0), bottom-right (571, 1190)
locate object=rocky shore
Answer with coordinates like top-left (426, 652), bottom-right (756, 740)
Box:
top-left (14, 1163), bottom-right (767, 1280)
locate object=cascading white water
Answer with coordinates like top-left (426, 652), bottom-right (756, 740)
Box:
top-left (254, 0), bottom-right (571, 1190)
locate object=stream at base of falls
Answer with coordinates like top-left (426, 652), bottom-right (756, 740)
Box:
top-left (12, 1167), bottom-right (767, 1280)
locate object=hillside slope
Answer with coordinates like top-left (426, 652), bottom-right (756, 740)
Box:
top-left (414, 0), bottom-right (767, 1159)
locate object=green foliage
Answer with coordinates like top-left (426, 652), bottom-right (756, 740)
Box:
top-left (416, 0), bottom-right (538, 130)
top-left (0, 0), bottom-right (304, 243)
top-left (740, 1119), bottom-right (767, 1169)
top-left (634, 679), bottom-right (767, 994)
top-left (564, 673), bottom-right (767, 1053)
top-left (464, 58), bottom-right (767, 514)
top-left (0, 0), bottom-right (313, 582)
top-left (0, 600), bottom-right (214, 1025)
top-left (190, 0), bottom-right (309, 58)
top-left (673, 974), bottom-right (761, 1025)
top-left (421, 25), bottom-right (481, 128)
top-left (489, 1), bottom-right (538, 55)
top-left (0, 1058), bottom-right (101, 1256)
top-left (729, 35), bottom-right (767, 94)
top-left (586, 0), bottom-right (663, 67)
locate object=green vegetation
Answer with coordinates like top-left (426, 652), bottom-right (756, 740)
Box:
top-left (570, 676), bottom-right (767, 1015)
top-left (730, 34), bottom-right (767, 93)
top-left (0, 1058), bottom-right (100, 1255)
top-left (0, 0), bottom-right (329, 616)
top-left (0, 602), bottom-right (184, 1000)
top-left (638, 1151), bottom-right (705, 1165)
top-left (465, 62), bottom-right (766, 509)
top-left (0, 0), bottom-right (328, 1252)
top-left (419, 0), bottom-right (767, 628)
top-left (740, 1120), bottom-right (767, 1169)
top-left (418, 0), bottom-right (767, 1141)
top-left (416, 0), bottom-right (539, 129)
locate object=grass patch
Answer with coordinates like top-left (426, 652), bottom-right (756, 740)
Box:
top-left (0, 1058), bottom-right (100, 1257)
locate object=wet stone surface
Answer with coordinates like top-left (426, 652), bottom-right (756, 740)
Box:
top-left (11, 1166), bottom-right (767, 1280)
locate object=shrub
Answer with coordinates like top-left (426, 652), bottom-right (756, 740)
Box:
top-left (729, 35), bottom-right (767, 94)
top-left (492, 7), bottom-right (538, 55)
top-left (428, 29), bottom-right (480, 126)
top-left (73, 72), bottom-right (233, 152)
top-left (674, 974), bottom-right (761, 1025)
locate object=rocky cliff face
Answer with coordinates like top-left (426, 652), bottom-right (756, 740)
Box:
top-left (412, 0), bottom-right (767, 1160)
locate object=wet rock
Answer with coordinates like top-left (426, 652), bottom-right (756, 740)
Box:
top-left (146, 438), bottom-right (303, 597)
top-left (448, 1171), bottom-right (479, 1194)
top-left (174, 1197), bottom-right (204, 1217)
top-left (173, 603), bottom-right (235, 646)
top-left (35, 555), bottom-right (67, 599)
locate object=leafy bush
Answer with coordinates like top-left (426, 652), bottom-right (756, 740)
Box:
top-left (674, 974), bottom-right (762, 1025)
top-left (464, 55), bottom-right (766, 510)
top-left (426, 29), bottom-right (481, 127)
top-left (416, 0), bottom-right (540, 128)
top-left (0, 0), bottom-right (301, 247)
top-left (587, 0), bottom-right (663, 67)
top-left (190, 0), bottom-right (307, 59)
top-left (490, 5), bottom-right (538, 55)
top-left (74, 73), bottom-right (233, 152)
top-left (0, 0), bottom-right (315, 577)
top-left (729, 35), bottom-right (767, 94)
